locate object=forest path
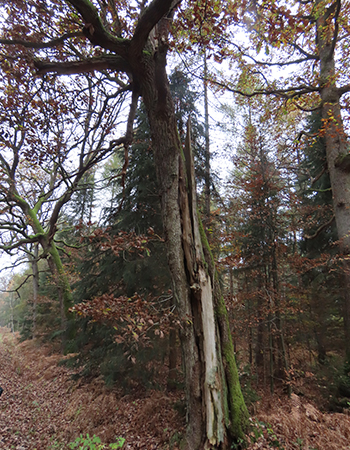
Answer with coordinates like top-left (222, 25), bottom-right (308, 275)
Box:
top-left (0, 329), bottom-right (75, 449)
top-left (0, 328), bottom-right (182, 450)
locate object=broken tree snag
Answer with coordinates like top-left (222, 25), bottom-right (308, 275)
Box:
top-left (184, 118), bottom-right (203, 268)
top-left (183, 119), bottom-right (250, 443)
top-left (181, 118), bottom-right (227, 446)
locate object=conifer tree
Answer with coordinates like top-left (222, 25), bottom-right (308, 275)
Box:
top-left (69, 170), bottom-right (96, 226)
top-left (226, 113), bottom-right (292, 392)
top-left (71, 70), bottom-right (206, 390)
top-left (78, 69), bottom-right (205, 300)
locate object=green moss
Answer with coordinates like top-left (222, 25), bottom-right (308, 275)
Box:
top-left (27, 207), bottom-right (73, 315)
top-left (216, 294), bottom-right (250, 441)
top-left (49, 243), bottom-right (73, 315)
top-left (15, 193), bottom-right (73, 318)
top-left (224, 343), bottom-right (250, 440)
top-left (215, 326), bottom-right (230, 428)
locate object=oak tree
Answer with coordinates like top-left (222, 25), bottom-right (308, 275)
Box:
top-left (0, 48), bottom-right (129, 333)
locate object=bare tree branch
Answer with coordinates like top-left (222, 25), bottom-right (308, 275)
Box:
top-left (35, 55), bottom-right (131, 75)
top-left (304, 215), bottom-right (335, 240)
top-left (222, 34), bottom-right (318, 68)
top-left (1, 236), bottom-right (42, 253)
top-left (0, 32), bottom-right (84, 49)
top-left (216, 79), bottom-right (320, 100)
top-left (311, 165), bottom-right (327, 186)
top-left (329, 0), bottom-right (342, 58)
top-left (338, 83), bottom-right (350, 96)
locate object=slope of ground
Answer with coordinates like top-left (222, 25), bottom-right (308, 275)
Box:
top-left (0, 328), bottom-right (183, 449)
top-left (0, 327), bottom-right (350, 449)
top-left (248, 392), bottom-right (350, 449)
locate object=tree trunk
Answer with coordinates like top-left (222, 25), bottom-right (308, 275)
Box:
top-left (12, 194), bottom-right (73, 333)
top-left (203, 52), bottom-right (211, 221)
top-left (134, 42), bottom-right (249, 448)
top-left (46, 249), bottom-right (69, 332)
top-left (9, 294), bottom-right (14, 333)
top-left (317, 3), bottom-right (350, 360)
top-left (255, 289), bottom-right (264, 371)
top-left (167, 327), bottom-right (178, 391)
top-left (30, 243), bottom-right (39, 338)
top-left (271, 240), bottom-right (291, 392)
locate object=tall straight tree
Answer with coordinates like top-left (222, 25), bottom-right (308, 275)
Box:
top-left (203, 52), bottom-right (211, 221)
top-left (0, 1), bottom-right (248, 447)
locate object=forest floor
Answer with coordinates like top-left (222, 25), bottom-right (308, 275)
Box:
top-left (0, 327), bottom-right (350, 450)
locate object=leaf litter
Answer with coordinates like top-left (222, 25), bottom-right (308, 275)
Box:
top-left (0, 327), bottom-right (350, 449)
top-left (0, 328), bottom-right (183, 449)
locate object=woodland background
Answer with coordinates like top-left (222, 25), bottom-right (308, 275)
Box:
top-left (0, 0), bottom-right (350, 448)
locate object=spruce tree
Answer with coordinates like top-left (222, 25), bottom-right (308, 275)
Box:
top-left (71, 70), bottom-right (205, 389)
top-left (228, 119), bottom-right (291, 391)
top-left (299, 111), bottom-right (337, 257)
top-left (78, 69), bottom-right (204, 300)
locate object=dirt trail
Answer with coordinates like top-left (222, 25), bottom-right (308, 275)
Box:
top-left (0, 329), bottom-right (75, 449)
top-left (0, 328), bottom-right (182, 450)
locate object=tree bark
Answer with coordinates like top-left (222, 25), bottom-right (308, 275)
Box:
top-left (30, 243), bottom-right (39, 338)
top-left (203, 52), bottom-right (211, 221)
top-left (167, 327), bottom-right (178, 391)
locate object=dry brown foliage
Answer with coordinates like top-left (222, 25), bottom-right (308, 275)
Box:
top-left (248, 391), bottom-right (350, 449)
